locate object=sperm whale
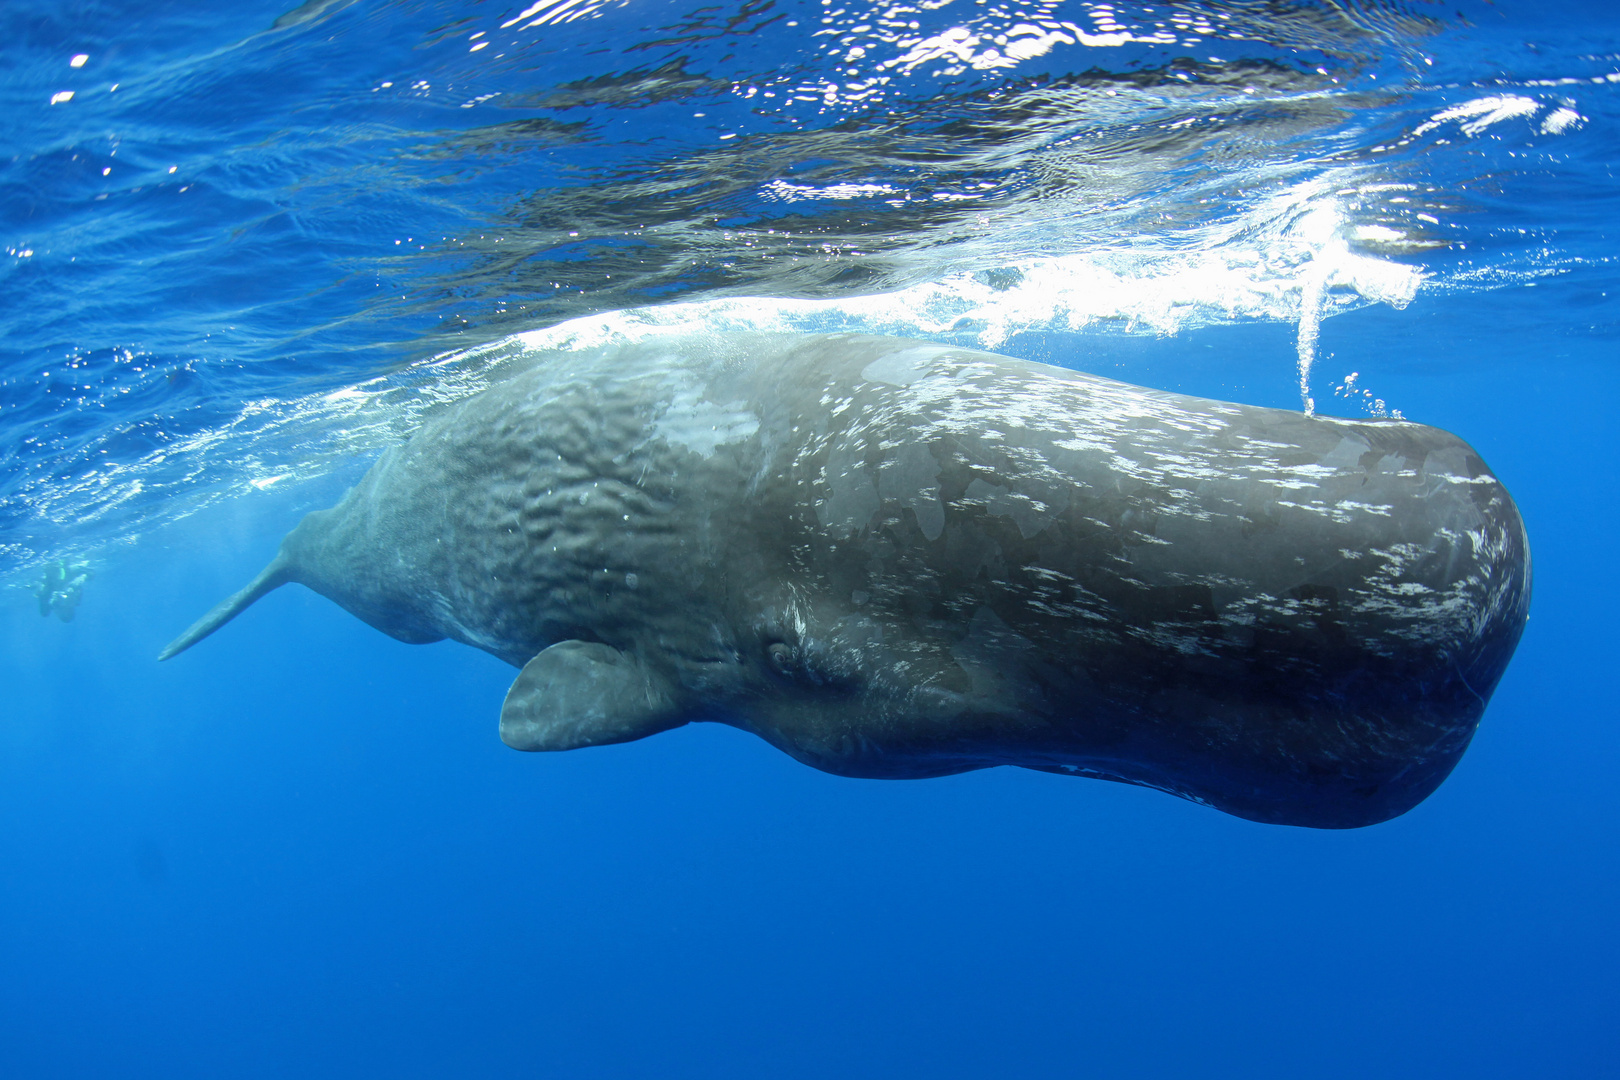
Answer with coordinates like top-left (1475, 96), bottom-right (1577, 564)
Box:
top-left (161, 333), bottom-right (1531, 827)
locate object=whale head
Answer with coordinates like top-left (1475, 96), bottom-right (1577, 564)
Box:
top-left (679, 337), bottom-right (1532, 827)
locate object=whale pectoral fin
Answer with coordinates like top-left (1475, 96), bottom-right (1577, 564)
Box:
top-left (499, 640), bottom-right (685, 752)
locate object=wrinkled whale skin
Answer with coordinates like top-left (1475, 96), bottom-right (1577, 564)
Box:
top-left (162, 333), bottom-right (1530, 828)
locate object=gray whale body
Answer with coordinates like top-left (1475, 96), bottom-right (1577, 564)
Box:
top-left (162, 333), bottom-right (1530, 828)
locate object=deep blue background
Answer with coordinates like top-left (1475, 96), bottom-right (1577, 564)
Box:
top-left (6, 0), bottom-right (1619, 1074)
top-left (3, 287), bottom-right (1615, 1078)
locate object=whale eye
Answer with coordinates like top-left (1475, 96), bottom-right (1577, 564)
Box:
top-left (766, 641), bottom-right (795, 677)
top-left (765, 638), bottom-right (819, 683)
top-left (762, 637), bottom-right (861, 694)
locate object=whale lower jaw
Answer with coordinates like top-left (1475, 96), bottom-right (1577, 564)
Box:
top-left (766, 745), bottom-right (1470, 829)
top-left (745, 700), bottom-right (1477, 830)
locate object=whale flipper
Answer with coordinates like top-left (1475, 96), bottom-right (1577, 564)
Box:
top-left (499, 641), bottom-right (686, 752)
top-left (158, 554), bottom-right (292, 661)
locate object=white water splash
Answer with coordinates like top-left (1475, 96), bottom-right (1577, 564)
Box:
top-left (1296, 262), bottom-right (1328, 416)
top-left (1275, 199), bottom-right (1425, 414)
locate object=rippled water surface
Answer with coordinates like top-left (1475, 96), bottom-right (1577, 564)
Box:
top-left (2, 3), bottom-right (1618, 1077)
top-left (4, 0), bottom-right (1616, 573)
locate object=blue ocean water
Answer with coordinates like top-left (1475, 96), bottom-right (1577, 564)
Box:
top-left (2, 0), bottom-right (1616, 1076)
